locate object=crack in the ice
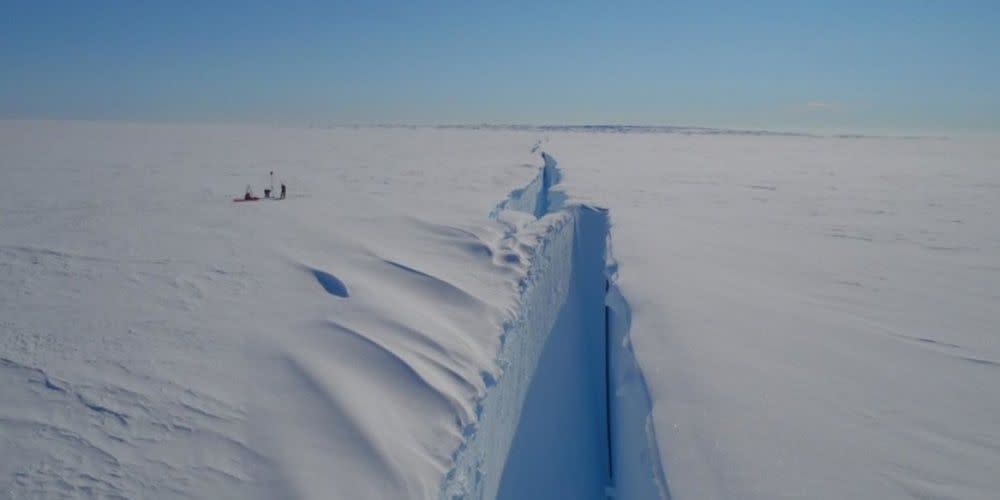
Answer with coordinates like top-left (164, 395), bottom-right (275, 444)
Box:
top-left (442, 150), bottom-right (669, 499)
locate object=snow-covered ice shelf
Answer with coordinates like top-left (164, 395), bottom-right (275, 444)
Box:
top-left (2, 121), bottom-right (999, 499)
top-left (550, 132), bottom-right (1000, 500)
top-left (0, 121), bottom-right (549, 499)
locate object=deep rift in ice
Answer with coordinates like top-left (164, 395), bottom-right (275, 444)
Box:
top-left (440, 154), bottom-right (667, 500)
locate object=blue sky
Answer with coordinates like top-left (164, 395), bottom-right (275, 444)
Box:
top-left (2, 1), bottom-right (997, 132)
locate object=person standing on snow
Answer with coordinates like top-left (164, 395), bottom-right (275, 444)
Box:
top-left (280, 183), bottom-right (286, 200)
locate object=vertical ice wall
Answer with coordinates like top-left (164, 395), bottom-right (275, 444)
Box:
top-left (496, 206), bottom-right (611, 500)
top-left (439, 210), bottom-right (588, 499)
top-left (440, 154), bottom-right (665, 500)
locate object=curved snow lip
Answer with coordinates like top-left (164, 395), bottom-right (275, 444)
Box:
top-left (440, 152), bottom-right (668, 499)
top-left (605, 273), bottom-right (671, 500)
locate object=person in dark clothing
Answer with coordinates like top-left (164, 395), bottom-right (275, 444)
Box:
top-left (280, 183), bottom-right (286, 200)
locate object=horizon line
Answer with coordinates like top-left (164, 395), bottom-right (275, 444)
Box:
top-left (0, 117), bottom-right (963, 140)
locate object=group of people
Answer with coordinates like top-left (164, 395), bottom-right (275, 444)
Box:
top-left (243, 171), bottom-right (287, 201)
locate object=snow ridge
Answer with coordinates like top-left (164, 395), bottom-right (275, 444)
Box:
top-left (440, 153), bottom-right (667, 499)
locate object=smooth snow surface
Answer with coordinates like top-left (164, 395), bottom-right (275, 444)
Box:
top-left (2, 121), bottom-right (999, 500)
top-left (549, 133), bottom-right (1000, 500)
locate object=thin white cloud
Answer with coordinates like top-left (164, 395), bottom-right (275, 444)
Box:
top-left (801, 101), bottom-right (843, 112)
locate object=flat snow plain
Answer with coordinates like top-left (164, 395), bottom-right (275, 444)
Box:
top-left (1, 121), bottom-right (999, 499)
top-left (548, 132), bottom-right (1000, 500)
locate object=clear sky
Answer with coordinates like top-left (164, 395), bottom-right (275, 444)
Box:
top-left (2, 1), bottom-right (997, 133)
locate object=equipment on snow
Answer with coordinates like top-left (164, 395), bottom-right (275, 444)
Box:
top-left (235, 184), bottom-right (259, 202)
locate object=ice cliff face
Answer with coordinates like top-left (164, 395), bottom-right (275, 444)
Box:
top-left (441, 154), bottom-right (666, 499)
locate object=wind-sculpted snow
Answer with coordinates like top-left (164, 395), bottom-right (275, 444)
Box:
top-left (0, 120), bottom-right (667, 499)
top-left (0, 121), bottom-right (542, 499)
top-left (3, 121), bottom-right (997, 500)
